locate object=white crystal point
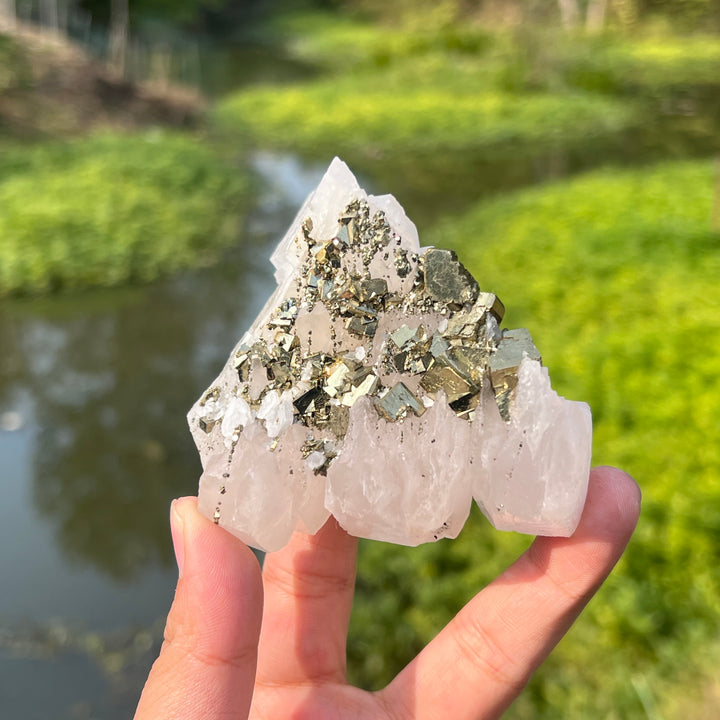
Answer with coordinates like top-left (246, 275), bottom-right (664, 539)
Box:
top-left (474, 358), bottom-right (592, 536)
top-left (188, 157), bottom-right (592, 552)
top-left (198, 422), bottom-right (329, 553)
top-left (326, 394), bottom-right (472, 545)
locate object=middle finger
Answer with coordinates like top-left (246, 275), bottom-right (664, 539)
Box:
top-left (256, 516), bottom-right (358, 686)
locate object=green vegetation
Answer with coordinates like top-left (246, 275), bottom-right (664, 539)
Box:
top-left (269, 10), bottom-right (496, 72)
top-left (216, 82), bottom-right (634, 158)
top-left (215, 14), bottom-right (642, 160)
top-left (0, 34), bottom-right (29, 92)
top-left (0, 131), bottom-right (248, 295)
top-left (3, 4), bottom-right (720, 717)
top-left (349, 160), bottom-right (720, 719)
top-left (270, 11), bottom-right (720, 95)
top-left (215, 11), bottom-right (720, 168)
top-left (545, 34), bottom-right (720, 92)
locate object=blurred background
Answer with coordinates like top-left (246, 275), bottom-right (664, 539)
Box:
top-left (1, 0), bottom-right (719, 718)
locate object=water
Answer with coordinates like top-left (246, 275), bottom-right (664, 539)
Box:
top-left (0, 153), bottom-right (332, 719)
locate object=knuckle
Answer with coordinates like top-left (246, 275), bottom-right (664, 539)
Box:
top-left (374, 689), bottom-right (414, 720)
top-left (528, 543), bottom-right (596, 605)
top-left (165, 628), bottom-right (256, 671)
top-left (263, 559), bottom-right (354, 601)
top-left (453, 612), bottom-right (527, 692)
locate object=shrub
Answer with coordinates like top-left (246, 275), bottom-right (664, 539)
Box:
top-left (214, 81), bottom-right (636, 159)
top-left (0, 131), bottom-right (248, 295)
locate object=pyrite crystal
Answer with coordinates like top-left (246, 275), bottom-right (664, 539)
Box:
top-left (188, 159), bottom-right (592, 552)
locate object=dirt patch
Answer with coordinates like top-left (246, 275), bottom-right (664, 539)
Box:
top-left (0, 20), bottom-right (205, 137)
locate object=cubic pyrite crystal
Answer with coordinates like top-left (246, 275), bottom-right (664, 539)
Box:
top-left (188, 158), bottom-right (592, 552)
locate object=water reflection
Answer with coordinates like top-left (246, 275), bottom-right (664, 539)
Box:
top-left (0, 153), bottom-right (333, 718)
top-left (0, 153), bottom-right (327, 591)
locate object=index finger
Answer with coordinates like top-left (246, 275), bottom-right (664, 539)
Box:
top-left (378, 466), bottom-right (641, 720)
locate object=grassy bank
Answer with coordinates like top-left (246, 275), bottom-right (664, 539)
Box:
top-left (271, 11), bottom-right (720, 92)
top-left (349, 160), bottom-right (720, 718)
top-left (215, 82), bottom-right (635, 159)
top-left (214, 12), bottom-right (720, 168)
top-left (0, 131), bottom-right (248, 295)
top-left (0, 34), bottom-right (29, 92)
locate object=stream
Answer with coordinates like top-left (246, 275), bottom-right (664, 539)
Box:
top-left (0, 152), bottom-right (335, 720)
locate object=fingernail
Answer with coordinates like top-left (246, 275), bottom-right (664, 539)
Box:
top-left (170, 500), bottom-right (185, 578)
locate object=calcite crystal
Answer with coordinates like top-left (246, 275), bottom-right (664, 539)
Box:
top-left (188, 158), bottom-right (592, 552)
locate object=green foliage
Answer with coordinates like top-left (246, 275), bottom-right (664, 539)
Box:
top-left (214, 12), bottom-right (720, 169)
top-left (349, 160), bottom-right (720, 718)
top-left (78, 0), bottom-right (228, 26)
top-left (0, 34), bottom-right (30, 92)
top-left (329, 0), bottom-right (720, 32)
top-left (0, 131), bottom-right (248, 295)
top-left (557, 35), bottom-right (720, 92)
top-left (270, 10), bottom-right (495, 72)
top-left (215, 80), bottom-right (635, 158)
top-left (643, 0), bottom-right (720, 29)
top-left (267, 11), bottom-right (720, 94)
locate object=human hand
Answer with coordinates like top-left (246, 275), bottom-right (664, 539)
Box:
top-left (134, 466), bottom-right (640, 720)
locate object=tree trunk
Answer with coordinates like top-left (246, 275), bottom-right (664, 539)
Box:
top-left (586, 0), bottom-right (608, 32)
top-left (0, 0), bottom-right (17, 28)
top-left (109, 0), bottom-right (129, 78)
top-left (557, 0), bottom-right (580, 28)
top-left (40, 0), bottom-right (59, 31)
top-left (610, 0), bottom-right (638, 28)
top-left (57, 0), bottom-right (69, 34)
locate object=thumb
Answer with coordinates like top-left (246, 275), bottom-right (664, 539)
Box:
top-left (135, 496), bottom-right (263, 720)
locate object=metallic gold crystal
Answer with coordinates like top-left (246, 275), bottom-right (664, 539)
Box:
top-left (423, 248), bottom-right (479, 306)
top-left (375, 382), bottom-right (425, 421)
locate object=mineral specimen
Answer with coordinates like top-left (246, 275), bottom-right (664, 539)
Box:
top-left (188, 158), bottom-right (592, 552)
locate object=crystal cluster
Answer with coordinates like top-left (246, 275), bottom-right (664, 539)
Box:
top-left (188, 158), bottom-right (592, 552)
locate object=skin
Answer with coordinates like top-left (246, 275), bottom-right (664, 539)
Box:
top-left (135, 466), bottom-right (640, 720)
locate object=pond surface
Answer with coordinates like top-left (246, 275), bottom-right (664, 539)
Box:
top-left (0, 153), bottom-right (335, 719)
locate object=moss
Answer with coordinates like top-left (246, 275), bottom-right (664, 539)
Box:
top-left (0, 131), bottom-right (248, 295)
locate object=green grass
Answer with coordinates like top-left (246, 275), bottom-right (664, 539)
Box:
top-left (269, 10), bottom-right (494, 72)
top-left (215, 81), bottom-right (636, 158)
top-left (349, 160), bottom-right (720, 718)
top-left (559, 35), bottom-right (720, 92)
top-left (264, 11), bottom-right (720, 93)
top-left (0, 131), bottom-right (249, 295)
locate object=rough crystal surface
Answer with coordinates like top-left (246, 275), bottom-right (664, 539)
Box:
top-left (188, 158), bottom-right (592, 552)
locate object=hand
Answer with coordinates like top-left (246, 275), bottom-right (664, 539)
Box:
top-left (135, 466), bottom-right (640, 720)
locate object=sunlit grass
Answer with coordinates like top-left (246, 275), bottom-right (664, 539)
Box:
top-left (350, 159), bottom-right (720, 719)
top-left (269, 9), bottom-right (494, 72)
top-left (0, 131), bottom-right (248, 295)
top-left (215, 82), bottom-right (636, 157)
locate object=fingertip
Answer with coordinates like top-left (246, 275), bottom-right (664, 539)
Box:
top-left (170, 499), bottom-right (189, 578)
top-left (583, 466), bottom-right (641, 543)
top-left (591, 465), bottom-right (641, 510)
top-left (172, 495), bottom-right (199, 519)
top-left (168, 495), bottom-right (263, 668)
top-left (137, 499), bottom-right (263, 719)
